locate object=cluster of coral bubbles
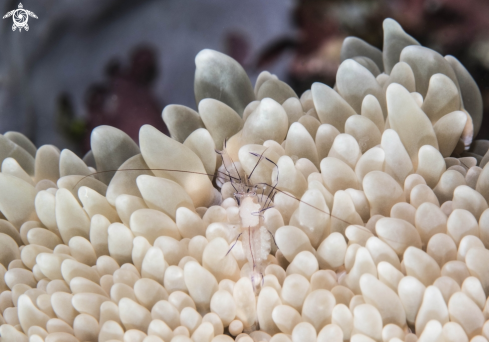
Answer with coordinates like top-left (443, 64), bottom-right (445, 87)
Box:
top-left (1, 18), bottom-right (489, 342)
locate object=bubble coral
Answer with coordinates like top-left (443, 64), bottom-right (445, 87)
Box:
top-left (1, 18), bottom-right (489, 342)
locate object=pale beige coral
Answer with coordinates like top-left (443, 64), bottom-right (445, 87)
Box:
top-left (0, 17), bottom-right (489, 342)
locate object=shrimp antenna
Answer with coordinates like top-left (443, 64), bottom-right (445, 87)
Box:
top-left (249, 152), bottom-right (279, 185)
top-left (248, 151), bottom-right (279, 210)
top-left (263, 186), bottom-right (277, 211)
top-left (217, 152), bottom-right (239, 193)
top-left (267, 185), bottom-right (421, 247)
top-left (272, 187), bottom-right (353, 225)
top-left (229, 154), bottom-right (242, 183)
top-left (247, 149), bottom-right (269, 181)
top-left (254, 184), bottom-right (358, 227)
top-left (216, 148), bottom-right (242, 185)
top-left (72, 167), bottom-right (238, 190)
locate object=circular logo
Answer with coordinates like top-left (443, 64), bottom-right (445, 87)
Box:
top-left (13, 9), bottom-right (27, 27)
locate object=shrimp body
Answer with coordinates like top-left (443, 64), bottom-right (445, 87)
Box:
top-left (236, 193), bottom-right (271, 289)
top-left (217, 147), bottom-right (274, 291)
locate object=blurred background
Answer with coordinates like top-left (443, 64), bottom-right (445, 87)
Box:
top-left (1, 0), bottom-right (489, 156)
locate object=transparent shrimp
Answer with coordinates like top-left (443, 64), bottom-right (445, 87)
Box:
top-left (216, 146), bottom-right (279, 293)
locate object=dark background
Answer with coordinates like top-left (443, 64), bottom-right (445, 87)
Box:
top-left (1, 0), bottom-right (488, 155)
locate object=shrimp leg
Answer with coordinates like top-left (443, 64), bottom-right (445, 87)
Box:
top-left (226, 232), bottom-right (243, 256)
